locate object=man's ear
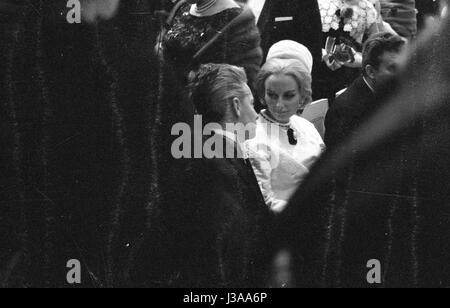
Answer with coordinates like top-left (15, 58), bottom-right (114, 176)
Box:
top-left (259, 96), bottom-right (266, 107)
top-left (365, 64), bottom-right (376, 79)
top-left (232, 97), bottom-right (241, 118)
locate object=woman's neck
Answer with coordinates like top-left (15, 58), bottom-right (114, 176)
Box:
top-left (262, 110), bottom-right (291, 126)
top-left (190, 0), bottom-right (239, 17)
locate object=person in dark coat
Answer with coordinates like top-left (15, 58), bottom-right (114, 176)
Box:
top-left (174, 137), bottom-right (272, 287)
top-left (162, 0), bottom-right (263, 87)
top-left (275, 12), bottom-right (450, 288)
top-left (251, 0), bottom-right (323, 60)
top-left (0, 0), bottom-right (166, 287)
top-left (325, 32), bottom-right (406, 148)
top-left (130, 63), bottom-right (273, 287)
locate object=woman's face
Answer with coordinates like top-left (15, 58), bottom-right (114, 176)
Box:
top-left (263, 74), bottom-right (301, 124)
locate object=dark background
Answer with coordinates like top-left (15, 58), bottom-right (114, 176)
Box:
top-left (0, 0), bottom-right (446, 287)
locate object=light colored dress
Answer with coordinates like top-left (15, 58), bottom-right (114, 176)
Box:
top-left (245, 110), bottom-right (325, 213)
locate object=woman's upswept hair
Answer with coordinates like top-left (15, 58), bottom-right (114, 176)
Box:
top-left (188, 63), bottom-right (249, 123)
top-left (255, 58), bottom-right (313, 108)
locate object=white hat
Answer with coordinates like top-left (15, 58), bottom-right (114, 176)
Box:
top-left (266, 40), bottom-right (313, 74)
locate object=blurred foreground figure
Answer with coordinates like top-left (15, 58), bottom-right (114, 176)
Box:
top-left (278, 12), bottom-right (450, 287)
top-left (0, 0), bottom-right (168, 287)
top-left (130, 64), bottom-right (273, 287)
top-left (380, 0), bottom-right (417, 39)
top-left (81, 0), bottom-right (120, 23)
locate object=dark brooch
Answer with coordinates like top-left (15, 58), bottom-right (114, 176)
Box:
top-left (287, 128), bottom-right (298, 145)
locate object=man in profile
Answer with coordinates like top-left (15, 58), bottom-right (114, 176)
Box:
top-left (325, 32), bottom-right (406, 148)
top-left (166, 63), bottom-right (272, 288)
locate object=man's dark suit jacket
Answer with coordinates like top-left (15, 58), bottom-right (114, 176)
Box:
top-left (323, 76), bottom-right (377, 222)
top-left (165, 136), bottom-right (273, 287)
top-left (324, 76), bottom-right (376, 148)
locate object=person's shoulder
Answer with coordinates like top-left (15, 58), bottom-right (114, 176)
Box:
top-left (162, 0), bottom-right (186, 10)
top-left (334, 77), bottom-right (366, 107)
top-left (169, 0), bottom-right (191, 19)
top-left (330, 94), bottom-right (354, 120)
top-left (317, 0), bottom-right (339, 9)
top-left (185, 156), bottom-right (238, 183)
top-left (226, 8), bottom-right (260, 44)
top-left (218, 3), bottom-right (243, 19)
top-left (299, 0), bottom-right (321, 8)
top-left (290, 115), bottom-right (318, 132)
top-left (224, 4), bottom-right (256, 28)
top-left (246, 130), bottom-right (272, 159)
top-left (334, 87), bottom-right (352, 105)
top-left (326, 91), bottom-right (355, 126)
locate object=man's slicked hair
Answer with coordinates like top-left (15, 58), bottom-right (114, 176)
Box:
top-left (188, 63), bottom-right (249, 123)
top-left (362, 32), bottom-right (406, 77)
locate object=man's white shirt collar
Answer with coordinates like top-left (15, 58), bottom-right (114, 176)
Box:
top-left (363, 76), bottom-right (376, 93)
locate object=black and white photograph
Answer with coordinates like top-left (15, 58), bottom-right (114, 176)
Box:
top-left (0, 0), bottom-right (449, 293)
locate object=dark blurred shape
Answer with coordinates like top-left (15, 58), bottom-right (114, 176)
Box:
top-left (0, 0), bottom-right (167, 287)
top-left (380, 0), bottom-right (417, 39)
top-left (0, 0), bottom-right (120, 24)
top-left (279, 12), bottom-right (450, 287)
top-left (416, 0), bottom-right (442, 30)
top-left (0, 0), bottom-right (26, 26)
top-left (325, 32), bottom-right (406, 149)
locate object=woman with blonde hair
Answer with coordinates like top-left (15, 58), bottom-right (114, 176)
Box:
top-left (247, 52), bottom-right (325, 214)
